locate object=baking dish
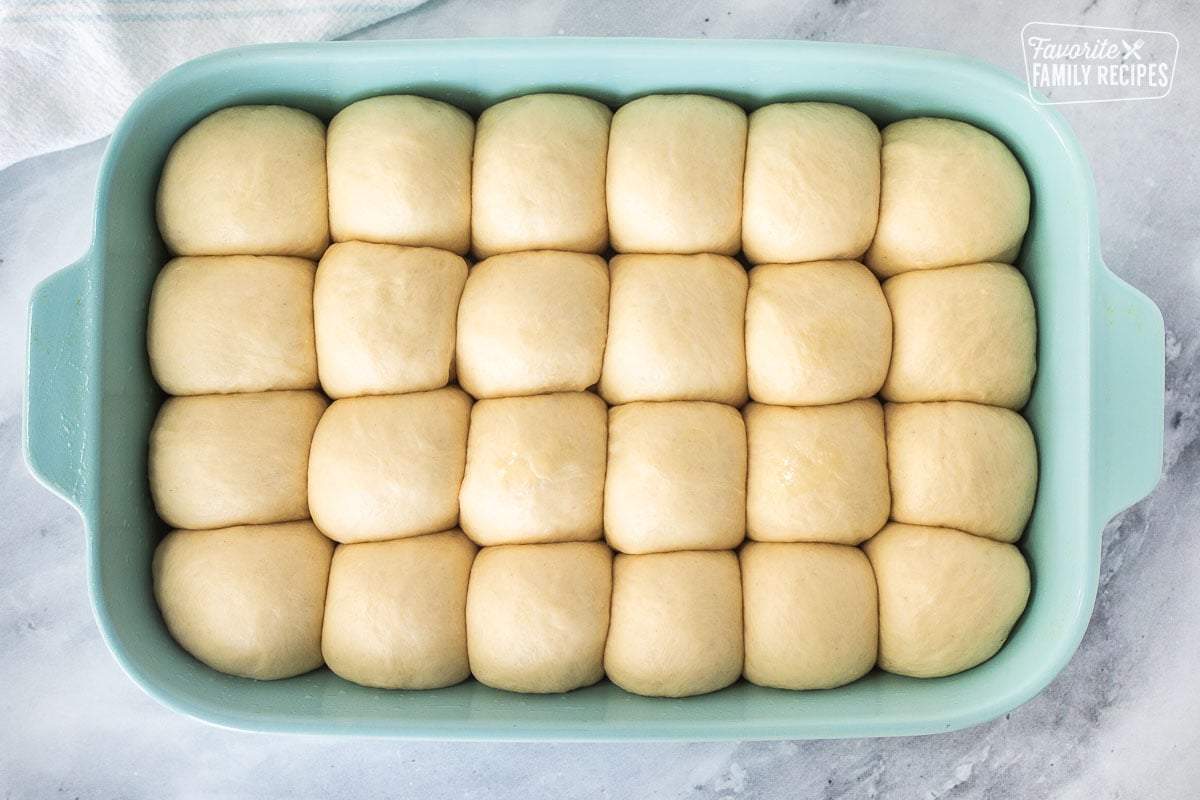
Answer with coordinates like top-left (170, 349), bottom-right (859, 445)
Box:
top-left (23, 38), bottom-right (1164, 740)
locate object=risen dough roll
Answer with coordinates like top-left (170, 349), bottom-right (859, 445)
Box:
top-left (604, 401), bottom-right (746, 554)
top-left (606, 94), bottom-right (747, 255)
top-left (599, 253), bottom-right (748, 406)
top-left (605, 551), bottom-right (743, 697)
top-left (746, 261), bottom-right (892, 406)
top-left (882, 263), bottom-right (1037, 409)
top-left (866, 117), bottom-right (1031, 277)
top-left (745, 399), bottom-right (890, 545)
top-left (307, 388), bottom-right (471, 544)
top-left (455, 251), bottom-right (609, 398)
top-left (152, 521), bottom-right (333, 680)
top-left (466, 542), bottom-right (612, 694)
top-left (148, 255), bottom-right (317, 395)
top-left (459, 393), bottom-right (607, 546)
top-left (314, 242), bottom-right (468, 398)
top-left (471, 94), bottom-right (611, 257)
top-left (740, 542), bottom-right (877, 690)
top-left (863, 522), bottom-right (1030, 678)
top-left (886, 401), bottom-right (1037, 542)
top-left (149, 391), bottom-right (327, 530)
top-left (326, 95), bottom-right (473, 254)
top-left (321, 530), bottom-right (476, 690)
top-left (157, 105), bottom-right (329, 259)
top-left (742, 102), bottom-right (881, 264)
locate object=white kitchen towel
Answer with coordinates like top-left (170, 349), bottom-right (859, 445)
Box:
top-left (0, 0), bottom-right (429, 170)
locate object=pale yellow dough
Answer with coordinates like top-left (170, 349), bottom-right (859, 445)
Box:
top-left (314, 242), bottom-right (468, 398)
top-left (149, 391), bottom-right (327, 530)
top-left (147, 255), bottom-right (317, 395)
top-left (746, 261), bottom-right (892, 406)
top-left (599, 253), bottom-right (748, 406)
top-left (606, 94), bottom-right (747, 255)
top-left (742, 102), bottom-right (881, 264)
top-left (152, 521), bottom-right (333, 680)
top-left (604, 401), bottom-right (746, 554)
top-left (471, 93), bottom-right (612, 257)
top-left (321, 530), bottom-right (477, 690)
top-left (885, 401), bottom-right (1037, 542)
top-left (326, 95), bottom-right (473, 254)
top-left (745, 399), bottom-right (890, 545)
top-left (466, 542), bottom-right (613, 693)
top-left (156, 105), bottom-right (329, 259)
top-left (307, 388), bottom-right (472, 544)
top-left (740, 542), bottom-right (877, 690)
top-left (863, 522), bottom-right (1030, 678)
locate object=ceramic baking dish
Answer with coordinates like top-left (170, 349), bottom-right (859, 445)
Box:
top-left (23, 38), bottom-right (1164, 740)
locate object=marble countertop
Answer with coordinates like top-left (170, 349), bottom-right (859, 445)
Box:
top-left (2, 1), bottom-right (1197, 797)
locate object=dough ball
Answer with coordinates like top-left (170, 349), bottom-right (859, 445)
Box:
top-left (152, 521), bottom-right (333, 680)
top-left (314, 242), bottom-right (468, 398)
top-left (322, 530), bottom-right (477, 689)
top-left (746, 261), bottom-right (892, 406)
top-left (157, 105), bottom-right (329, 259)
top-left (863, 522), bottom-right (1030, 678)
top-left (326, 95), bottom-right (473, 254)
top-left (885, 402), bottom-right (1037, 542)
top-left (308, 388), bottom-right (471, 544)
top-left (742, 102), bottom-right (881, 264)
top-left (599, 253), bottom-right (748, 405)
top-left (866, 117), bottom-right (1031, 277)
top-left (148, 255), bottom-right (317, 395)
top-left (466, 542), bottom-right (612, 693)
top-left (605, 551), bottom-right (743, 697)
top-left (149, 391), bottom-right (327, 530)
top-left (740, 542), bottom-right (877, 690)
top-left (882, 263), bottom-right (1037, 409)
top-left (460, 393), bottom-right (607, 546)
top-left (472, 93), bottom-right (611, 257)
top-left (606, 94), bottom-right (747, 255)
top-left (455, 251), bottom-right (609, 398)
top-left (605, 401), bottom-right (746, 554)
top-left (745, 399), bottom-right (890, 545)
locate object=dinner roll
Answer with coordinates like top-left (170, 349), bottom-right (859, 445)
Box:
top-left (307, 388), bottom-right (471, 544)
top-left (886, 401), bottom-right (1037, 542)
top-left (599, 253), bottom-right (748, 406)
top-left (459, 393), bottom-right (607, 546)
top-left (866, 117), bottom-right (1031, 277)
top-left (472, 93), bottom-right (611, 257)
top-left (745, 399), bottom-right (890, 545)
top-left (742, 102), bottom-right (881, 264)
top-left (314, 242), bottom-right (468, 398)
top-left (466, 542), bottom-right (612, 693)
top-left (152, 521), bottom-right (333, 680)
top-left (606, 94), bottom-right (747, 254)
top-left (149, 391), bottom-right (326, 530)
top-left (882, 263), bottom-right (1037, 409)
top-left (863, 522), bottom-right (1030, 678)
top-left (740, 542), bottom-right (877, 690)
top-left (326, 95), bottom-right (473, 254)
top-left (157, 105), bottom-right (328, 259)
top-left (604, 401), bottom-right (746, 554)
top-left (148, 255), bottom-right (317, 395)
top-left (322, 530), bottom-right (477, 690)
top-left (605, 551), bottom-right (743, 697)
top-left (746, 261), bottom-right (892, 406)
top-left (456, 251), bottom-right (609, 398)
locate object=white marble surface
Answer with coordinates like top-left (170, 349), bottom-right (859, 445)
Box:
top-left (2, 1), bottom-right (1198, 797)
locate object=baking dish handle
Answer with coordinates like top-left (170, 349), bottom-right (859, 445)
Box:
top-left (1089, 264), bottom-right (1165, 527)
top-left (23, 255), bottom-right (96, 511)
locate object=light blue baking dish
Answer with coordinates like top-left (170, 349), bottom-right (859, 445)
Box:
top-left (23, 38), bottom-right (1164, 740)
